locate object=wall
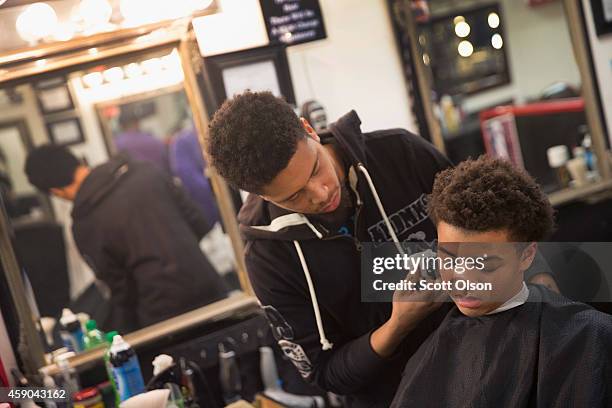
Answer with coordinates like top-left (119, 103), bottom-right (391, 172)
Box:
top-left (462, 0), bottom-right (582, 113)
top-left (582, 0), bottom-right (612, 146)
top-left (194, 0), bottom-right (417, 133)
top-left (286, 0), bottom-right (417, 132)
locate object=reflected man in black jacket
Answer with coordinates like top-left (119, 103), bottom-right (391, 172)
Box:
top-left (25, 145), bottom-right (228, 333)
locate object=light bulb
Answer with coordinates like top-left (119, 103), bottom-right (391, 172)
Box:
top-left (82, 72), bottom-right (103, 88)
top-left (488, 12), bottom-right (500, 29)
top-left (492, 34), bottom-right (503, 49)
top-left (103, 67), bottom-right (124, 83)
top-left (455, 21), bottom-right (470, 38)
top-left (79, 0), bottom-right (112, 29)
top-left (16, 3), bottom-right (59, 43)
top-left (458, 40), bottom-right (474, 58)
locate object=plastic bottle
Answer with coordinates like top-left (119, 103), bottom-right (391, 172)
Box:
top-left (55, 352), bottom-right (80, 397)
top-left (59, 309), bottom-right (85, 352)
top-left (83, 320), bottom-right (105, 350)
top-left (218, 345), bottom-right (242, 404)
top-left (109, 335), bottom-right (145, 402)
top-left (103, 331), bottom-right (120, 407)
top-left (582, 134), bottom-right (599, 177)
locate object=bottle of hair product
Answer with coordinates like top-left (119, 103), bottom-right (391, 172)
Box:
top-left (55, 352), bottom-right (80, 398)
top-left (103, 331), bottom-right (120, 407)
top-left (219, 345), bottom-right (242, 404)
top-left (83, 320), bottom-right (105, 350)
top-left (59, 309), bottom-right (85, 353)
top-left (109, 335), bottom-right (145, 402)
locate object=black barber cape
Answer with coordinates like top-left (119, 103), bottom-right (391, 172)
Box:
top-left (391, 284), bottom-right (612, 408)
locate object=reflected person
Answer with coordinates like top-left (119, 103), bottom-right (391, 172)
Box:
top-left (391, 157), bottom-right (612, 407)
top-left (115, 108), bottom-right (169, 173)
top-left (25, 145), bottom-right (228, 333)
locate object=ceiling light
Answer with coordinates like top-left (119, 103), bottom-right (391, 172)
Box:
top-left (458, 40), bottom-right (474, 58)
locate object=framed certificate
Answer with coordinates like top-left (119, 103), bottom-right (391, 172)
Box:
top-left (203, 45), bottom-right (296, 111)
top-left (46, 117), bottom-right (85, 146)
top-left (34, 77), bottom-right (75, 114)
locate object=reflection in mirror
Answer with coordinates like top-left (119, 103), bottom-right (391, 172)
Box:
top-left (403, 0), bottom-right (594, 194)
top-left (0, 47), bottom-right (240, 359)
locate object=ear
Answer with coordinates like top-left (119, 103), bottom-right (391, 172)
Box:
top-left (518, 242), bottom-right (537, 273)
top-left (300, 117), bottom-right (320, 143)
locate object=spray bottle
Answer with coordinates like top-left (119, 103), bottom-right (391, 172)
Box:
top-left (59, 309), bottom-right (84, 352)
top-left (101, 331), bottom-right (120, 407)
top-left (109, 335), bottom-right (145, 402)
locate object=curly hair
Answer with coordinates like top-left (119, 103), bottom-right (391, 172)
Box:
top-left (428, 156), bottom-right (554, 241)
top-left (207, 91), bottom-right (305, 193)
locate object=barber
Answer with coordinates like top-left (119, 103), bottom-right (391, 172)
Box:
top-left (206, 91), bottom-right (557, 407)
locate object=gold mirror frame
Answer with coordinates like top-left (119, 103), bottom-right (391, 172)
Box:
top-left (0, 21), bottom-right (257, 377)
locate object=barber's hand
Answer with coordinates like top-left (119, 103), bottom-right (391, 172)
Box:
top-left (371, 271), bottom-right (448, 358)
top-left (390, 272), bottom-right (448, 334)
top-left (529, 273), bottom-right (560, 293)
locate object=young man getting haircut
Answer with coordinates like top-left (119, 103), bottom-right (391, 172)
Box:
top-left (207, 92), bottom-right (556, 406)
top-left (391, 156), bottom-right (611, 408)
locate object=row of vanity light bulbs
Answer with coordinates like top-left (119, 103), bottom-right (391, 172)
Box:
top-left (13, 0), bottom-right (214, 45)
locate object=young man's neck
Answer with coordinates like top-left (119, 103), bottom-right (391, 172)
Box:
top-left (57, 166), bottom-right (91, 201)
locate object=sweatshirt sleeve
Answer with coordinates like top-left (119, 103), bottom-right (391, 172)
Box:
top-left (245, 240), bottom-right (392, 395)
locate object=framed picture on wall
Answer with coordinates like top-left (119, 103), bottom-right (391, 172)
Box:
top-left (46, 117), bottom-right (85, 146)
top-left (203, 45), bottom-right (296, 111)
top-left (34, 76), bottom-right (75, 114)
top-left (590, 0), bottom-right (612, 36)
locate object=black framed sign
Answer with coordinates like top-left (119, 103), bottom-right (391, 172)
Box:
top-left (46, 116), bottom-right (85, 146)
top-left (203, 45), bottom-right (296, 111)
top-left (590, 0), bottom-right (612, 36)
top-left (259, 0), bottom-right (327, 46)
top-left (34, 76), bottom-right (75, 114)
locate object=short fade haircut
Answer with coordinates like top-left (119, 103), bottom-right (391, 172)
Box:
top-left (25, 144), bottom-right (80, 192)
top-left (428, 156), bottom-right (554, 241)
top-left (207, 91), bottom-right (305, 193)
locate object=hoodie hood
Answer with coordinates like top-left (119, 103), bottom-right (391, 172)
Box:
top-left (72, 155), bottom-right (131, 219)
top-left (238, 110), bottom-right (366, 242)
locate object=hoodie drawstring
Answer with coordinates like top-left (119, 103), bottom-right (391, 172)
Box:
top-left (292, 163), bottom-right (403, 351)
top-left (357, 164), bottom-right (405, 255)
top-left (293, 240), bottom-right (334, 351)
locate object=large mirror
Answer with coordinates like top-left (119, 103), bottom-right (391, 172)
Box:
top-left (0, 41), bottom-right (246, 364)
top-left (394, 0), bottom-right (609, 196)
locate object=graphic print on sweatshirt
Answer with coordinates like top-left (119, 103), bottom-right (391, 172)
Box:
top-left (367, 194), bottom-right (430, 246)
top-left (263, 305), bottom-right (314, 379)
